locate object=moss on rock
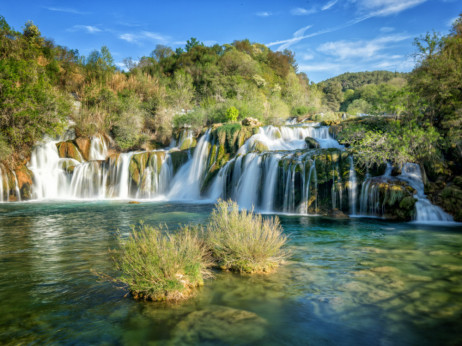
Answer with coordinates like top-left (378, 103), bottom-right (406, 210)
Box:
top-left (56, 141), bottom-right (84, 162)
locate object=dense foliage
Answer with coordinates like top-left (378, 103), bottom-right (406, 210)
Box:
top-left (0, 16), bottom-right (324, 166)
top-left (335, 15), bottom-right (462, 179)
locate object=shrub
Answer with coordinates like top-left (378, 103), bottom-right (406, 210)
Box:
top-left (111, 223), bottom-right (212, 301)
top-left (226, 106), bottom-right (239, 122)
top-left (206, 200), bottom-right (287, 273)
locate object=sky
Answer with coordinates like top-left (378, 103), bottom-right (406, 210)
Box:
top-left (1, 0), bottom-right (461, 82)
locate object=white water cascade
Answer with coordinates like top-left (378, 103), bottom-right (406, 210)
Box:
top-left (398, 163), bottom-right (454, 223)
top-left (168, 130), bottom-right (211, 200)
top-left (348, 156), bottom-right (357, 215)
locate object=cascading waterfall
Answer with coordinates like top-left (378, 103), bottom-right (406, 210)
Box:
top-left (88, 135), bottom-right (108, 160)
top-left (16, 121), bottom-right (457, 223)
top-left (168, 130), bottom-right (211, 200)
top-left (348, 156), bottom-right (357, 215)
top-left (398, 163), bottom-right (453, 223)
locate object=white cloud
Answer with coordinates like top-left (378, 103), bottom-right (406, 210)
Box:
top-left (302, 53), bottom-right (315, 60)
top-left (256, 11), bottom-right (272, 17)
top-left (355, 0), bottom-right (427, 17)
top-left (299, 63), bottom-right (340, 72)
top-left (119, 32), bottom-right (170, 44)
top-left (291, 7), bottom-right (317, 15)
top-left (322, 0), bottom-right (338, 11)
top-left (318, 34), bottom-right (411, 59)
top-left (380, 26), bottom-right (395, 32)
top-left (68, 25), bottom-right (102, 34)
top-left (293, 25), bottom-right (313, 38)
top-left (45, 7), bottom-right (88, 15)
top-left (120, 33), bottom-right (137, 42)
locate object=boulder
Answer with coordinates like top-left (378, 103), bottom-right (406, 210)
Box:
top-left (15, 165), bottom-right (33, 200)
top-left (242, 117), bottom-right (262, 127)
top-left (74, 137), bottom-right (91, 161)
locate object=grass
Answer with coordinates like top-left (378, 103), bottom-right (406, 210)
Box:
top-left (206, 200), bottom-right (288, 274)
top-left (111, 223), bottom-right (212, 302)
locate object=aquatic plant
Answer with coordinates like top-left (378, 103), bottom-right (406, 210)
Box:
top-left (206, 200), bottom-right (288, 273)
top-left (111, 223), bottom-right (212, 301)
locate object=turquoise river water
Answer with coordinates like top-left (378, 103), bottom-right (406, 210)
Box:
top-left (0, 201), bottom-right (461, 345)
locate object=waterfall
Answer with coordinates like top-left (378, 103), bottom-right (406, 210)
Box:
top-left (88, 135), bottom-right (108, 160)
top-left (348, 156), bottom-right (357, 215)
top-left (28, 140), bottom-right (73, 199)
top-left (168, 130), bottom-right (211, 200)
top-left (398, 163), bottom-right (453, 223)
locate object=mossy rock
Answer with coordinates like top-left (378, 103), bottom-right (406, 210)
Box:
top-left (305, 137), bottom-right (320, 149)
top-left (253, 140), bottom-right (269, 153)
top-left (179, 137), bottom-right (197, 151)
top-left (440, 184), bottom-right (462, 221)
top-left (56, 141), bottom-right (84, 162)
top-left (169, 149), bottom-right (190, 174)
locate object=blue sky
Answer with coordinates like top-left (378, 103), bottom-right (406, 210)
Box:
top-left (1, 1), bottom-right (461, 82)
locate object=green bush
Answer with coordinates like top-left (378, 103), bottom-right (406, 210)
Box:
top-left (111, 223), bottom-right (212, 301)
top-left (206, 200), bottom-right (288, 273)
top-left (291, 105), bottom-right (309, 116)
top-left (226, 106), bottom-right (239, 122)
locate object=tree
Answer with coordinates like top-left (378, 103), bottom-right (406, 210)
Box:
top-left (185, 37), bottom-right (202, 52)
top-left (151, 44), bottom-right (174, 62)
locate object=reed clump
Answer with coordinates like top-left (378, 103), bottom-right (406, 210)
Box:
top-left (111, 223), bottom-right (212, 302)
top-left (206, 200), bottom-right (288, 274)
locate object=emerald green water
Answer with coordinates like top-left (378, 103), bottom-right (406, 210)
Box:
top-left (0, 202), bottom-right (461, 345)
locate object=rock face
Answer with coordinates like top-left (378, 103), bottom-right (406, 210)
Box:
top-left (56, 141), bottom-right (83, 162)
top-left (242, 117), bottom-right (263, 127)
top-left (15, 165), bottom-right (33, 200)
top-left (74, 137), bottom-right (91, 161)
top-left (172, 306), bottom-right (267, 344)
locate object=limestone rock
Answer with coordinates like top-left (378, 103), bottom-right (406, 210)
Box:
top-left (74, 137), bottom-right (91, 161)
top-left (242, 117), bottom-right (262, 127)
top-left (56, 141), bottom-right (83, 162)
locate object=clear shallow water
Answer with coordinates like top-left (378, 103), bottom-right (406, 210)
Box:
top-left (0, 202), bottom-right (461, 345)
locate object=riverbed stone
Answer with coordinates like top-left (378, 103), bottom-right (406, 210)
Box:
top-left (172, 305), bottom-right (267, 344)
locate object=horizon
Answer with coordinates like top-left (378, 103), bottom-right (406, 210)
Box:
top-left (1, 0), bottom-right (461, 82)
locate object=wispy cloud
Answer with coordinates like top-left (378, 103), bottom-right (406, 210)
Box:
top-left (256, 11), bottom-right (272, 17)
top-left (301, 53), bottom-right (315, 61)
top-left (380, 26), bottom-right (395, 33)
top-left (119, 31), bottom-right (170, 44)
top-left (299, 62), bottom-right (341, 72)
top-left (119, 33), bottom-right (137, 42)
top-left (291, 7), bottom-right (317, 15)
top-left (267, 25), bottom-right (313, 50)
top-left (45, 7), bottom-right (89, 15)
top-left (355, 0), bottom-right (427, 17)
top-left (322, 0), bottom-right (338, 11)
top-left (68, 25), bottom-right (102, 34)
top-left (318, 34), bottom-right (411, 59)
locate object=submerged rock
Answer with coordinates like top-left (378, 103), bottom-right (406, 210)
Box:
top-left (172, 305), bottom-right (267, 344)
